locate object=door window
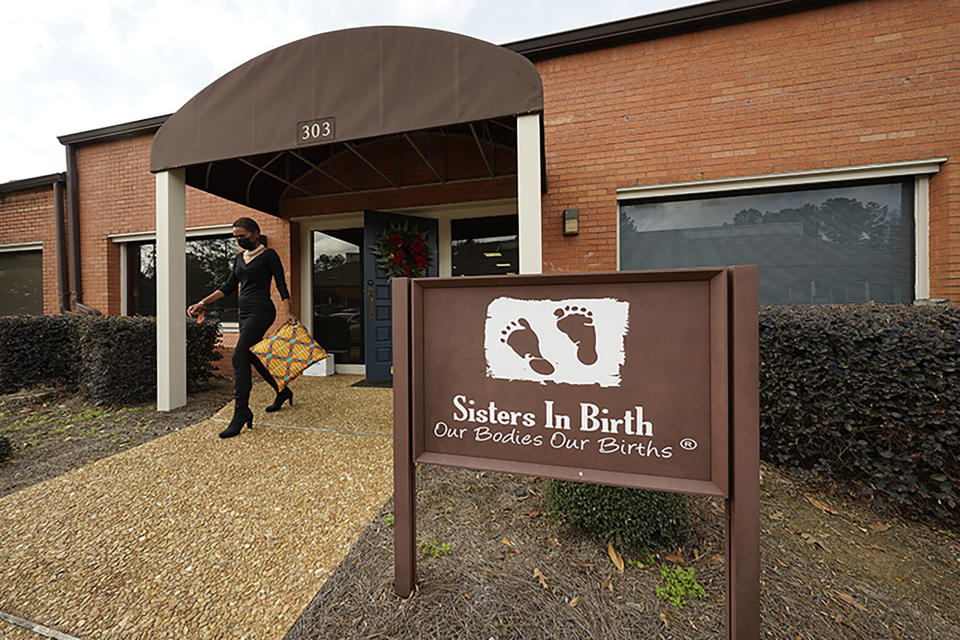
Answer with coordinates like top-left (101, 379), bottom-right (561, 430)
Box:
top-left (313, 229), bottom-right (364, 364)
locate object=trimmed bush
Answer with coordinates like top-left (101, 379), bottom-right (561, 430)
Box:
top-left (547, 303), bottom-right (958, 543)
top-left (78, 317), bottom-right (222, 404)
top-left (546, 480), bottom-right (690, 552)
top-left (0, 315), bottom-right (221, 404)
top-left (78, 317), bottom-right (157, 404)
top-left (186, 320), bottom-right (222, 392)
top-left (0, 315), bottom-right (80, 393)
top-left (759, 304), bottom-right (959, 525)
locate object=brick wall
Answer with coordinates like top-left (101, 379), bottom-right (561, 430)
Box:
top-left (71, 134), bottom-right (296, 369)
top-left (0, 184), bottom-right (61, 315)
top-left (4, 0), bottom-right (957, 312)
top-left (536, 0), bottom-right (959, 300)
top-left (74, 134), bottom-right (293, 333)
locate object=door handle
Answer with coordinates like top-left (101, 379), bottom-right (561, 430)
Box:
top-left (368, 286), bottom-right (375, 317)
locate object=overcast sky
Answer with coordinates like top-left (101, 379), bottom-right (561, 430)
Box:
top-left (0, 0), bottom-right (708, 183)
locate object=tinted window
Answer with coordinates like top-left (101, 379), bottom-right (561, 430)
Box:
top-left (620, 181), bottom-right (914, 304)
top-left (0, 250), bottom-right (43, 315)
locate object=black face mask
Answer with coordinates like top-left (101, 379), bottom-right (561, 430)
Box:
top-left (237, 236), bottom-right (257, 250)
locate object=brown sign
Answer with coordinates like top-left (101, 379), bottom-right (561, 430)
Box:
top-left (393, 267), bottom-right (759, 639)
top-left (412, 269), bottom-right (729, 496)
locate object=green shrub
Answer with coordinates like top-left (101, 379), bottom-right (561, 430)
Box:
top-left (759, 304), bottom-right (959, 525)
top-left (0, 315), bottom-right (221, 405)
top-left (0, 315), bottom-right (80, 393)
top-left (548, 303), bottom-right (959, 539)
top-left (656, 565), bottom-right (706, 610)
top-left (546, 480), bottom-right (690, 552)
top-left (0, 433), bottom-right (11, 463)
top-left (78, 317), bottom-right (157, 404)
top-left (419, 540), bottom-right (453, 557)
top-left (79, 317), bottom-right (222, 404)
top-left (186, 321), bottom-right (221, 392)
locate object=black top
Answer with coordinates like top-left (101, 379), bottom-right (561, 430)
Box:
top-left (218, 248), bottom-right (290, 310)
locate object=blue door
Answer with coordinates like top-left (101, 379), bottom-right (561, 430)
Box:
top-left (362, 210), bottom-right (439, 382)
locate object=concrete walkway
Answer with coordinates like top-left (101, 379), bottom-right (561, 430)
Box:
top-left (0, 375), bottom-right (393, 639)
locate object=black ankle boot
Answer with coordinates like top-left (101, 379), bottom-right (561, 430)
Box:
top-left (265, 387), bottom-right (293, 413)
top-left (220, 407), bottom-right (253, 438)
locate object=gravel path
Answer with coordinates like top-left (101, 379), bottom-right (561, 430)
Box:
top-left (0, 375), bottom-right (392, 639)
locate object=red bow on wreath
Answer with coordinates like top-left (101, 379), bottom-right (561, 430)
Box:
top-left (370, 222), bottom-right (434, 278)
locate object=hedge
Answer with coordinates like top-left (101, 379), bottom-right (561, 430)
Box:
top-left (0, 315), bottom-right (221, 404)
top-left (546, 481), bottom-right (690, 552)
top-left (759, 304), bottom-right (959, 525)
top-left (0, 315), bottom-right (81, 393)
top-left (550, 303), bottom-right (959, 538)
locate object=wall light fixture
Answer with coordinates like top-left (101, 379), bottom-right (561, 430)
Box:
top-left (562, 208), bottom-right (579, 235)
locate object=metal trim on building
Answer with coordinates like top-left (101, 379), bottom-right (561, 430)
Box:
top-left (615, 158), bottom-right (948, 200)
top-left (505, 0), bottom-right (856, 60)
top-left (0, 173), bottom-right (65, 194)
top-left (0, 241), bottom-right (43, 253)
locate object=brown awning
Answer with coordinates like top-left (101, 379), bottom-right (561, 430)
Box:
top-left (150, 26), bottom-right (543, 175)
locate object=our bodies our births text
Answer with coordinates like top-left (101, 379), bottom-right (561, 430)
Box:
top-left (437, 394), bottom-right (675, 459)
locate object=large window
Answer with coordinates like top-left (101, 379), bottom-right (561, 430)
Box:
top-left (129, 235), bottom-right (238, 322)
top-left (0, 249), bottom-right (43, 316)
top-left (619, 180), bottom-right (914, 305)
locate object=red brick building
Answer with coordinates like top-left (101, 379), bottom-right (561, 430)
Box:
top-left (1, 0), bottom-right (956, 389)
top-left (0, 174), bottom-right (63, 316)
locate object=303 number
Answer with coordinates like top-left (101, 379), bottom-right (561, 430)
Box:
top-left (297, 118), bottom-right (335, 144)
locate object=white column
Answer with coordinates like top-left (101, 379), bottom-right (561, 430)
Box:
top-left (516, 113), bottom-right (543, 274)
top-left (156, 169), bottom-right (187, 411)
top-left (438, 218), bottom-right (452, 277)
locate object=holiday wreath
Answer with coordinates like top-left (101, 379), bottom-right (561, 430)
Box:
top-left (370, 221), bottom-right (434, 278)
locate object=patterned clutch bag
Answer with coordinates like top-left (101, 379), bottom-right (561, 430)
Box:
top-left (250, 320), bottom-right (328, 390)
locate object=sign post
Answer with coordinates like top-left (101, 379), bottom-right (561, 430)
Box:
top-left (393, 267), bottom-right (759, 638)
top-left (726, 265), bottom-right (760, 639)
top-left (392, 276), bottom-right (416, 598)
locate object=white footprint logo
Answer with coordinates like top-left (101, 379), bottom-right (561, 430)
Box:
top-left (500, 318), bottom-right (555, 375)
top-left (485, 297), bottom-right (628, 387)
top-left (554, 305), bottom-right (597, 365)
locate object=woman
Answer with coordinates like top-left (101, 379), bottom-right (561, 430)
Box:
top-left (188, 217), bottom-right (296, 438)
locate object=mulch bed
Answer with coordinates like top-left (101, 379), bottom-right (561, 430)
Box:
top-left (0, 379), bottom-right (233, 498)
top-left (285, 463), bottom-right (960, 640)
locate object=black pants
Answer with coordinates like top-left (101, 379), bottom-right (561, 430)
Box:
top-left (233, 305), bottom-right (279, 409)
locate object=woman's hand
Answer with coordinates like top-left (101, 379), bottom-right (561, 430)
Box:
top-left (187, 302), bottom-right (206, 318)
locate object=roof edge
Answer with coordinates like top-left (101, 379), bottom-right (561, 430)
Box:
top-left (58, 114), bottom-right (171, 146)
top-left (503, 0), bottom-right (856, 60)
top-left (56, 4), bottom-right (856, 146)
top-left (0, 172), bottom-right (66, 194)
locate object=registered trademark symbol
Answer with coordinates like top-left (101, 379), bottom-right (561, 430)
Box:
top-left (680, 438), bottom-right (698, 451)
